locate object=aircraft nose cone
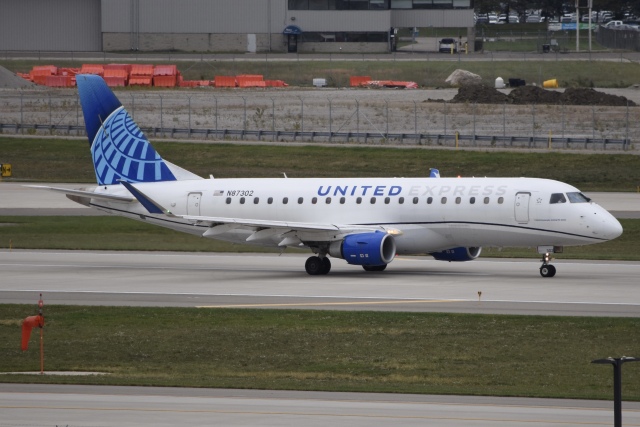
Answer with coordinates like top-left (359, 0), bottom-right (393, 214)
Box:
top-left (593, 210), bottom-right (623, 240)
top-left (604, 216), bottom-right (623, 240)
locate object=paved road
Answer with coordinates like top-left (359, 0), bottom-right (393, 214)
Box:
top-left (2, 250), bottom-right (639, 316)
top-left (2, 384), bottom-right (639, 427)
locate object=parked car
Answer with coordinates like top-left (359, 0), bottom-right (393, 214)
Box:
top-left (438, 38), bottom-right (458, 53)
top-left (603, 20), bottom-right (623, 28)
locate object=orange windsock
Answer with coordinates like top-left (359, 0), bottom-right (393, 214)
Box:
top-left (21, 315), bottom-right (44, 351)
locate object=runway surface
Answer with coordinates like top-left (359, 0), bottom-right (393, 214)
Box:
top-left (2, 384), bottom-right (640, 427)
top-left (2, 250), bottom-right (639, 316)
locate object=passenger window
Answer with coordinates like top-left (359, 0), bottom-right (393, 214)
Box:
top-left (384, 197), bottom-right (390, 204)
top-left (413, 197), bottom-right (419, 204)
top-left (340, 197), bottom-right (345, 204)
top-left (470, 197), bottom-right (475, 204)
top-left (484, 197), bottom-right (490, 204)
top-left (498, 197), bottom-right (504, 204)
top-left (326, 197), bottom-right (331, 204)
top-left (283, 197), bottom-right (288, 204)
top-left (268, 197), bottom-right (273, 204)
top-left (550, 193), bottom-right (567, 204)
top-left (226, 197), bottom-right (231, 204)
top-left (455, 197), bottom-right (461, 204)
top-left (254, 197), bottom-right (259, 204)
top-left (312, 197), bottom-right (317, 204)
top-left (298, 197), bottom-right (304, 204)
top-left (398, 197), bottom-right (404, 204)
top-left (427, 197), bottom-right (433, 204)
top-left (370, 197), bottom-right (376, 204)
top-left (441, 197), bottom-right (447, 204)
top-left (240, 197), bottom-right (245, 204)
top-left (356, 197), bottom-right (362, 204)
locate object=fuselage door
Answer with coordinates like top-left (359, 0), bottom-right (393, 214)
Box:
top-left (514, 192), bottom-right (531, 223)
top-left (187, 192), bottom-right (202, 216)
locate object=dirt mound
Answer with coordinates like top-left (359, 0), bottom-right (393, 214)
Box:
top-left (508, 85), bottom-right (562, 104)
top-left (451, 84), bottom-right (636, 106)
top-left (451, 85), bottom-right (508, 103)
top-left (561, 87), bottom-right (634, 106)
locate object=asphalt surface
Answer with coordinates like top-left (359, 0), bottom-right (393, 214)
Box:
top-left (2, 384), bottom-right (640, 427)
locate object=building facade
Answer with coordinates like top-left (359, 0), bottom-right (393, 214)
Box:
top-left (0, 0), bottom-right (474, 53)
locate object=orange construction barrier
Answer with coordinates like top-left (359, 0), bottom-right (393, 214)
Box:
top-left (236, 75), bottom-right (264, 87)
top-left (153, 75), bottom-right (177, 87)
top-left (214, 76), bottom-right (236, 88)
top-left (80, 64), bottom-right (104, 76)
top-left (31, 65), bottom-right (58, 76)
top-left (350, 76), bottom-right (371, 87)
top-left (130, 64), bottom-right (154, 77)
top-left (129, 76), bottom-right (152, 86)
top-left (154, 65), bottom-right (177, 76)
top-left (45, 75), bottom-right (74, 87)
top-left (104, 76), bottom-right (127, 87)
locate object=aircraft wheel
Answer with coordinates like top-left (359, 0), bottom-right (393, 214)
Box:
top-left (305, 256), bottom-right (324, 275)
top-left (320, 257), bottom-right (331, 275)
top-left (362, 264), bottom-right (387, 272)
top-left (539, 264), bottom-right (556, 278)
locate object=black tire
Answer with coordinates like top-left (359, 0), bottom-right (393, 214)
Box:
top-left (305, 256), bottom-right (324, 275)
top-left (540, 264), bottom-right (556, 278)
top-left (362, 264), bottom-right (387, 272)
top-left (320, 257), bottom-right (331, 275)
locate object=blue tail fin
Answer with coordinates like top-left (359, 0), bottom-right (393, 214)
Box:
top-left (77, 74), bottom-right (176, 186)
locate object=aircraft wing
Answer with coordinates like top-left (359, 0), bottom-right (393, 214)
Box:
top-left (178, 214), bottom-right (391, 245)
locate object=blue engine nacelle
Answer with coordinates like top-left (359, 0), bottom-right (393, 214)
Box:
top-left (430, 246), bottom-right (482, 262)
top-left (329, 232), bottom-right (396, 266)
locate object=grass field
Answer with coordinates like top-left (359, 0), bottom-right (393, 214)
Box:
top-left (2, 58), bottom-right (639, 88)
top-left (2, 137), bottom-right (639, 191)
top-left (1, 305), bottom-right (639, 399)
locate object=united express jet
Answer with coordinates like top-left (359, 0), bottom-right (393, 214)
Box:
top-left (32, 75), bottom-right (623, 277)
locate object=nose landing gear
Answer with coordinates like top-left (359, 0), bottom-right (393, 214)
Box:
top-left (539, 252), bottom-right (556, 278)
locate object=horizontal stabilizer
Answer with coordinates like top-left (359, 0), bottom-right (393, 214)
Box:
top-left (26, 185), bottom-right (134, 203)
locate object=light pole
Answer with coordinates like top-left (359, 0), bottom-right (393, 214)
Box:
top-left (591, 356), bottom-right (640, 427)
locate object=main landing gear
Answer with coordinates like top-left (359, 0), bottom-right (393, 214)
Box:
top-left (305, 256), bottom-right (331, 275)
top-left (539, 252), bottom-right (556, 278)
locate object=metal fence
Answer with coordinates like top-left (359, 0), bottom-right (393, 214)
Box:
top-left (0, 92), bottom-right (636, 150)
top-left (597, 27), bottom-right (640, 52)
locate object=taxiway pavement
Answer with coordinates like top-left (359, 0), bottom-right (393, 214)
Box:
top-left (2, 250), bottom-right (639, 316)
top-left (2, 384), bottom-right (639, 427)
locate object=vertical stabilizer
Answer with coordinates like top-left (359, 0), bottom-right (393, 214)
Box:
top-left (77, 74), bottom-right (177, 186)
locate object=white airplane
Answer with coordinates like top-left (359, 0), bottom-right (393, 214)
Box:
top-left (32, 75), bottom-right (623, 277)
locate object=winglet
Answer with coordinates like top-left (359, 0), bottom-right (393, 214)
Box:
top-left (429, 168), bottom-right (440, 178)
top-left (119, 180), bottom-right (171, 215)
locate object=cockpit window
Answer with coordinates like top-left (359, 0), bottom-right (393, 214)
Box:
top-left (549, 193), bottom-right (567, 204)
top-left (567, 192), bottom-right (591, 203)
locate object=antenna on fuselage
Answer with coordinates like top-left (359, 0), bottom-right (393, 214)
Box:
top-left (282, 172), bottom-right (288, 178)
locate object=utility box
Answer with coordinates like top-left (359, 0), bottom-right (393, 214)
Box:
top-left (313, 78), bottom-right (327, 87)
top-left (1, 163), bottom-right (11, 177)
